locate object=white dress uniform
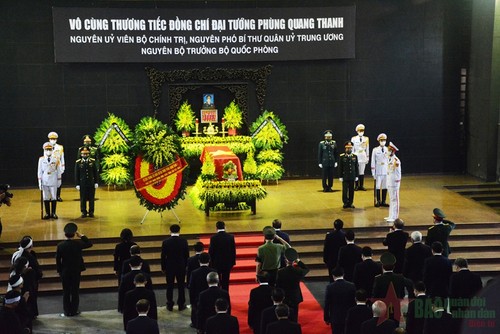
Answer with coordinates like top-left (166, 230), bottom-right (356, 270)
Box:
top-left (351, 135), bottom-right (369, 172)
top-left (371, 145), bottom-right (388, 188)
top-left (38, 155), bottom-right (61, 201)
top-left (52, 143), bottom-right (65, 173)
top-left (386, 148), bottom-right (401, 222)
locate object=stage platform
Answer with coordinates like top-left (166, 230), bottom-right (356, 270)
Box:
top-left (1, 174), bottom-right (499, 243)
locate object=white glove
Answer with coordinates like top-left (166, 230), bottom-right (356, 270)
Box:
top-left (339, 178), bottom-right (343, 182)
top-left (318, 164), bottom-right (322, 168)
top-left (38, 181), bottom-right (42, 191)
top-left (355, 177), bottom-right (359, 181)
top-left (94, 183), bottom-right (98, 189)
top-left (334, 162), bottom-right (338, 168)
top-left (76, 185), bottom-right (80, 191)
top-left (57, 179), bottom-right (62, 188)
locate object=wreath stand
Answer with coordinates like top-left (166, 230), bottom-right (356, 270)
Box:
top-left (140, 208), bottom-right (181, 225)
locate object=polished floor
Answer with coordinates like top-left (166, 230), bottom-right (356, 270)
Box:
top-left (1, 174), bottom-right (499, 243)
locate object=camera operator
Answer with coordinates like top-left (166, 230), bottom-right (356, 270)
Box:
top-left (0, 184), bottom-right (13, 250)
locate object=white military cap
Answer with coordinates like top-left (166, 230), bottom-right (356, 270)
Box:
top-left (388, 142), bottom-right (399, 151)
top-left (377, 133), bottom-right (387, 141)
top-left (48, 131), bottom-right (58, 139)
top-left (355, 124), bottom-right (365, 131)
top-left (42, 142), bottom-right (53, 150)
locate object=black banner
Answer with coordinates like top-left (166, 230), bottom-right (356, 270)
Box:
top-left (52, 6), bottom-right (355, 63)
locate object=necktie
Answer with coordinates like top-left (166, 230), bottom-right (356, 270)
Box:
top-left (48, 158), bottom-right (51, 163)
top-left (382, 147), bottom-right (384, 153)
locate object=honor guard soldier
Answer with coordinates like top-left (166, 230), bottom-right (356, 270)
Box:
top-left (48, 131), bottom-right (65, 202)
top-left (318, 130), bottom-right (338, 192)
top-left (78, 135), bottom-right (99, 170)
top-left (371, 133), bottom-right (389, 207)
top-left (338, 141), bottom-right (359, 209)
top-left (75, 147), bottom-right (98, 218)
top-left (351, 124), bottom-right (369, 191)
top-left (385, 142), bottom-right (401, 223)
top-left (38, 142), bottom-right (62, 219)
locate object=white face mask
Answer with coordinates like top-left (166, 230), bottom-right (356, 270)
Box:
top-left (380, 140), bottom-right (386, 146)
top-left (49, 139), bottom-right (57, 145)
top-left (45, 150), bottom-right (52, 157)
top-left (357, 131), bottom-right (364, 136)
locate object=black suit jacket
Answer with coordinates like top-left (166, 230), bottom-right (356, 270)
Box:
top-left (449, 269), bottom-right (482, 299)
top-left (197, 286), bottom-right (231, 331)
top-left (338, 243), bottom-right (363, 282)
top-left (423, 310), bottom-right (454, 334)
top-left (161, 235), bottom-right (189, 274)
top-left (265, 318), bottom-right (302, 334)
top-left (121, 256), bottom-right (151, 277)
top-left (344, 304), bottom-right (373, 334)
top-left (248, 284), bottom-right (274, 333)
top-left (383, 229), bottom-right (409, 272)
top-left (323, 230), bottom-right (347, 269)
top-left (260, 304), bottom-right (297, 334)
top-left (118, 269), bottom-right (153, 312)
top-left (360, 317), bottom-right (397, 334)
top-left (372, 272), bottom-right (414, 299)
top-left (123, 287), bottom-right (157, 330)
top-left (126, 315), bottom-right (159, 334)
top-left (113, 241), bottom-right (136, 273)
top-left (206, 312), bottom-right (240, 334)
top-left (403, 242), bottom-right (432, 283)
top-left (406, 294), bottom-right (429, 334)
top-left (189, 266), bottom-right (216, 306)
top-left (209, 231), bottom-right (236, 271)
top-left (56, 236), bottom-right (93, 274)
top-left (276, 261), bottom-right (310, 306)
top-left (186, 253), bottom-right (201, 288)
top-left (353, 259), bottom-right (382, 297)
top-left (423, 255), bottom-right (452, 297)
top-left (324, 279), bottom-right (356, 325)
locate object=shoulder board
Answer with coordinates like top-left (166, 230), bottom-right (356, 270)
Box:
top-left (76, 159), bottom-right (82, 162)
top-left (428, 225), bottom-right (434, 230)
top-left (340, 153), bottom-right (346, 157)
top-left (89, 158), bottom-right (95, 162)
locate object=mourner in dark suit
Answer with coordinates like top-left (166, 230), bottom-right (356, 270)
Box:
top-left (75, 146), bottom-right (99, 218)
top-left (344, 289), bottom-right (373, 334)
top-left (449, 258), bottom-right (483, 300)
top-left (187, 241), bottom-right (205, 288)
top-left (122, 273), bottom-right (157, 330)
top-left (403, 231), bottom-right (433, 284)
top-left (197, 272), bottom-right (231, 333)
top-left (161, 224), bottom-right (189, 311)
top-left (0, 290), bottom-right (31, 334)
top-left (382, 219), bottom-right (409, 273)
top-left (113, 228), bottom-right (136, 285)
top-left (353, 246), bottom-right (382, 298)
top-left (276, 248), bottom-right (309, 321)
top-left (206, 298), bottom-right (239, 334)
top-left (405, 281), bottom-right (429, 334)
top-left (338, 141), bottom-right (359, 208)
top-left (189, 252), bottom-right (216, 329)
top-left (118, 256), bottom-right (153, 313)
top-left (324, 267), bottom-right (356, 334)
top-left (318, 130), bottom-right (338, 192)
top-left (422, 298), bottom-right (453, 334)
top-left (55, 223), bottom-right (92, 317)
top-left (126, 299), bottom-right (159, 334)
top-left (423, 242), bottom-right (452, 298)
top-left (121, 245), bottom-right (151, 278)
top-left (248, 275), bottom-right (273, 334)
top-left (337, 230), bottom-right (363, 282)
top-left (209, 221), bottom-right (236, 291)
top-left (264, 304), bottom-right (302, 334)
top-left (259, 288), bottom-right (298, 334)
top-left (323, 219), bottom-right (347, 282)
top-left (272, 219), bottom-right (291, 268)
top-left (425, 208), bottom-right (456, 257)
top-left (360, 301), bottom-right (398, 334)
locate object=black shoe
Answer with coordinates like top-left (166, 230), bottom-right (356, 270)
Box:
top-left (358, 186), bottom-right (367, 191)
top-left (166, 305), bottom-right (173, 311)
top-left (323, 188), bottom-right (328, 192)
top-left (43, 214), bottom-right (51, 220)
top-left (343, 204), bottom-right (348, 209)
top-left (51, 213), bottom-right (58, 219)
top-left (349, 205), bottom-right (355, 208)
top-left (375, 202), bottom-right (380, 207)
top-left (88, 213), bottom-right (94, 218)
top-left (326, 188), bottom-right (333, 192)
top-left (178, 305), bottom-right (187, 311)
top-left (381, 203), bottom-right (390, 207)
top-left (81, 213), bottom-right (87, 218)
top-left (57, 197), bottom-right (63, 202)
top-left (189, 323), bottom-right (196, 328)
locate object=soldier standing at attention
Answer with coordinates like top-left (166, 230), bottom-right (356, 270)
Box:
top-left (338, 141), bottom-right (359, 209)
top-left (318, 130), bottom-right (338, 192)
top-left (48, 131), bottom-right (65, 202)
top-left (371, 133), bottom-right (389, 207)
top-left (78, 135), bottom-right (99, 169)
top-left (351, 124), bottom-right (369, 191)
top-left (38, 142), bottom-right (62, 219)
top-left (385, 142), bottom-right (401, 223)
top-left (75, 147), bottom-right (98, 218)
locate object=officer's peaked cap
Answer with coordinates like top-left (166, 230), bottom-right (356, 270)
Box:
top-left (48, 131), bottom-right (58, 139)
top-left (377, 133), bottom-right (387, 141)
top-left (355, 124), bottom-right (365, 131)
top-left (43, 142), bottom-right (53, 150)
top-left (324, 130), bottom-right (333, 137)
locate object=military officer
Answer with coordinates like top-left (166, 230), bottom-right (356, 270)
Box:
top-left (78, 135), bottom-right (99, 170)
top-left (425, 208), bottom-right (456, 257)
top-left (351, 124), bottom-right (369, 191)
top-left (318, 130), bottom-right (338, 192)
top-left (38, 142), bottom-right (62, 219)
top-left (48, 131), bottom-right (65, 202)
top-left (385, 142), bottom-right (401, 223)
top-left (75, 147), bottom-right (99, 218)
top-left (338, 141), bottom-right (359, 209)
top-left (371, 133), bottom-right (389, 207)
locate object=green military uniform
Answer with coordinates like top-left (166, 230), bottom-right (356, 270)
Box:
top-left (425, 208), bottom-right (456, 257)
top-left (338, 142), bottom-right (359, 208)
top-left (318, 130), bottom-right (338, 192)
top-left (75, 149), bottom-right (98, 218)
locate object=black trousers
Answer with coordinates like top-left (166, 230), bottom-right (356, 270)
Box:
top-left (322, 166), bottom-right (335, 190)
top-left (61, 270), bottom-right (81, 315)
top-left (79, 185), bottom-right (95, 214)
top-left (165, 269), bottom-right (186, 307)
top-left (342, 180), bottom-right (355, 205)
top-left (217, 269), bottom-right (231, 291)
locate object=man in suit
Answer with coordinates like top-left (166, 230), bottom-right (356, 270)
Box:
top-left (272, 219), bottom-right (290, 268)
top-left (209, 221), bottom-right (236, 291)
top-left (260, 288), bottom-right (298, 334)
top-left (318, 130), bottom-right (338, 192)
top-left (189, 252), bottom-right (216, 329)
top-left (337, 230), bottom-right (362, 282)
top-left (121, 245), bottom-right (151, 278)
top-left (161, 224), bottom-right (189, 311)
top-left (422, 297), bottom-right (453, 334)
top-left (338, 141), bottom-right (359, 208)
top-left (206, 298), bottom-right (239, 334)
top-left (248, 274), bottom-right (273, 334)
top-left (324, 267), bottom-right (356, 334)
top-left (187, 241), bottom-right (205, 289)
top-left (123, 273), bottom-right (157, 330)
top-left (382, 218), bottom-right (409, 273)
top-left (119, 255), bottom-right (153, 313)
top-left (425, 208), bottom-right (456, 257)
top-left (126, 299), bottom-right (159, 334)
top-left (75, 146), bottom-right (99, 218)
top-left (353, 246), bottom-right (382, 298)
top-left (423, 242), bottom-right (452, 298)
top-left (360, 300), bottom-right (398, 334)
top-left (197, 272), bottom-right (231, 334)
top-left (56, 222), bottom-right (92, 317)
top-left (403, 231), bottom-right (432, 284)
top-left (405, 281), bottom-right (429, 334)
top-left (265, 304), bottom-right (302, 334)
top-left (344, 289), bottom-right (373, 334)
top-left (323, 219), bottom-right (347, 282)
top-left (276, 248), bottom-right (309, 322)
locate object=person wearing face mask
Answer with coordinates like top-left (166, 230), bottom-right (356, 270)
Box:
top-left (75, 147), bottom-right (99, 218)
top-left (318, 130), bottom-right (338, 192)
top-left (338, 141), bottom-right (359, 209)
top-left (48, 132), bottom-right (65, 202)
top-left (370, 133), bottom-right (389, 208)
top-left (37, 142), bottom-right (62, 219)
top-left (78, 135), bottom-right (100, 171)
top-left (351, 124), bottom-right (369, 191)
top-left (385, 142), bottom-right (401, 223)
